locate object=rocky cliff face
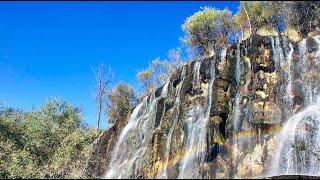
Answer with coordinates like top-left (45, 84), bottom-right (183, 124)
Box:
top-left (84, 34), bottom-right (320, 179)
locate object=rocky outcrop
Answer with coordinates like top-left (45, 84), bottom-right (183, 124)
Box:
top-left (84, 33), bottom-right (320, 179)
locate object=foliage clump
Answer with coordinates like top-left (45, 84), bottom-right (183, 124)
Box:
top-left (0, 98), bottom-right (99, 179)
top-left (182, 7), bottom-right (235, 56)
top-left (106, 83), bottom-right (137, 125)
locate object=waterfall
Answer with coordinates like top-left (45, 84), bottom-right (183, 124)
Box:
top-left (298, 39), bottom-right (315, 104)
top-left (271, 35), bottom-right (320, 177)
top-left (271, 95), bottom-right (320, 176)
top-left (236, 42), bottom-right (241, 84)
top-left (276, 37), bottom-right (285, 69)
top-left (161, 81), bottom-right (170, 97)
top-left (284, 39), bottom-right (294, 108)
top-left (314, 35), bottom-right (320, 58)
top-left (232, 43), bottom-right (242, 138)
top-left (102, 35), bottom-right (320, 179)
top-left (178, 58), bottom-right (216, 179)
top-left (104, 100), bottom-right (146, 178)
top-left (271, 36), bottom-right (285, 72)
top-left (221, 48), bottom-right (227, 63)
top-left (105, 82), bottom-right (170, 178)
top-left (232, 95), bottom-right (242, 133)
top-left (206, 56), bottom-right (216, 117)
top-left (192, 60), bottom-right (201, 91)
top-left (157, 66), bottom-right (186, 179)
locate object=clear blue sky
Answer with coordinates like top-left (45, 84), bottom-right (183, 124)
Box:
top-left (0, 1), bottom-right (239, 129)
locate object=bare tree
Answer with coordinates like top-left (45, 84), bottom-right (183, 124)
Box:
top-left (93, 63), bottom-right (113, 131)
top-left (168, 48), bottom-right (183, 69)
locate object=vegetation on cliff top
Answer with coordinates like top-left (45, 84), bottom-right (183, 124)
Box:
top-left (183, 1), bottom-right (319, 57)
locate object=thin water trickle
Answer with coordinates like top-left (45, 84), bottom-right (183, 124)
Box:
top-left (192, 61), bottom-right (201, 91)
top-left (236, 42), bottom-right (241, 84)
top-left (285, 41), bottom-right (294, 108)
top-left (314, 35), bottom-right (320, 58)
top-left (161, 81), bottom-right (170, 97)
top-left (298, 39), bottom-right (314, 104)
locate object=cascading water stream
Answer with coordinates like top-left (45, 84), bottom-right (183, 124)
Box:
top-left (276, 37), bottom-right (285, 70)
top-left (105, 81), bottom-right (170, 179)
top-left (236, 42), bottom-right (241, 85)
top-left (271, 36), bottom-right (285, 72)
top-left (284, 39), bottom-right (294, 108)
top-left (104, 99), bottom-right (146, 178)
top-left (315, 35), bottom-right (320, 57)
top-left (232, 43), bottom-right (242, 146)
top-left (271, 95), bottom-right (320, 176)
top-left (178, 57), bottom-right (216, 179)
top-left (298, 39), bottom-right (314, 104)
top-left (157, 66), bottom-right (186, 179)
top-left (178, 60), bottom-right (203, 179)
top-left (270, 35), bottom-right (320, 177)
top-left (192, 61), bottom-right (201, 92)
top-left (161, 81), bottom-right (170, 97)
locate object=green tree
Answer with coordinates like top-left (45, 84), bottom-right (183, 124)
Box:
top-left (182, 6), bottom-right (235, 56)
top-left (0, 98), bottom-right (99, 178)
top-left (105, 83), bottom-right (137, 125)
top-left (234, 1), bottom-right (320, 38)
top-left (282, 1), bottom-right (320, 36)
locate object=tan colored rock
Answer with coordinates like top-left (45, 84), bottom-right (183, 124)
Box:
top-left (210, 116), bottom-right (222, 125)
top-left (253, 101), bottom-right (265, 123)
top-left (282, 26), bottom-right (301, 42)
top-left (255, 91), bottom-right (268, 100)
top-left (236, 144), bottom-right (264, 178)
top-left (253, 113), bottom-right (264, 123)
top-left (253, 102), bottom-right (264, 113)
top-left (263, 102), bottom-right (282, 124)
top-left (266, 137), bottom-right (276, 163)
top-left (257, 70), bottom-right (265, 80)
top-left (265, 72), bottom-right (278, 85)
top-left (259, 48), bottom-right (272, 68)
top-left (217, 59), bottom-right (230, 81)
top-left (213, 155), bottom-right (230, 179)
top-left (257, 26), bottom-right (279, 36)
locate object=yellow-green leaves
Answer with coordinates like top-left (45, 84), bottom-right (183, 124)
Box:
top-left (106, 82), bottom-right (136, 125)
top-left (0, 99), bottom-right (99, 178)
top-left (137, 57), bottom-right (179, 99)
top-left (234, 1), bottom-right (319, 38)
top-left (182, 6), bottom-right (235, 56)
